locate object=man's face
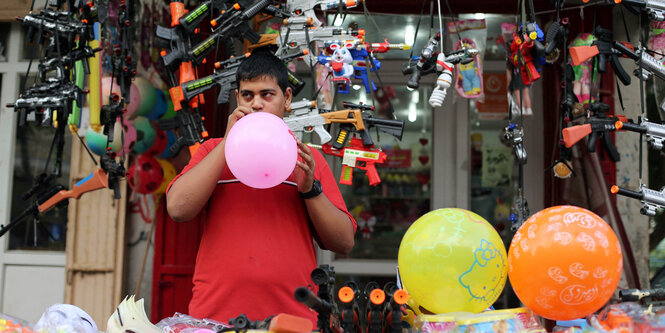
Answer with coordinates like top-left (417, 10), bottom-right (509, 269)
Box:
top-left (235, 76), bottom-right (292, 118)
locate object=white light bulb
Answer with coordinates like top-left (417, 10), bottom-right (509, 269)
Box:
top-left (352, 84), bottom-right (361, 90)
top-left (408, 104), bottom-right (417, 122)
top-left (404, 26), bottom-right (415, 47)
top-left (474, 13), bottom-right (485, 20)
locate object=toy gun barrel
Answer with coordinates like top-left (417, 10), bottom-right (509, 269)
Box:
top-left (619, 288), bottom-right (665, 302)
top-left (342, 101), bottom-right (374, 111)
top-left (621, 0), bottom-right (665, 20)
top-left (611, 185), bottom-right (644, 201)
top-left (620, 121), bottom-right (665, 150)
top-left (294, 286), bottom-right (332, 314)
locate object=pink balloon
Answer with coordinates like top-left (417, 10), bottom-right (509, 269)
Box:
top-left (225, 112), bottom-right (298, 189)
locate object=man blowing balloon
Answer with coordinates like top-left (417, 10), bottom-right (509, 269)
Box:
top-left (165, 49), bottom-right (356, 324)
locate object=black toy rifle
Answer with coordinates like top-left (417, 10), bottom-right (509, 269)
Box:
top-left (561, 103), bottom-right (629, 162)
top-left (294, 265), bottom-right (341, 333)
top-left (619, 288), bottom-right (665, 309)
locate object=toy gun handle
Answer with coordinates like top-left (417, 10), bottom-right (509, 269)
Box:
top-left (340, 165), bottom-right (353, 185)
top-left (364, 162), bottom-right (381, 186)
top-left (333, 124), bottom-right (353, 149)
top-left (37, 168), bottom-right (109, 213)
top-left (569, 45), bottom-right (599, 66)
top-left (359, 130), bottom-right (374, 146)
top-left (406, 67), bottom-right (422, 89)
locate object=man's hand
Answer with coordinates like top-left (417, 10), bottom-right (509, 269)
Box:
top-left (224, 106), bottom-right (254, 138)
top-left (294, 140), bottom-right (315, 193)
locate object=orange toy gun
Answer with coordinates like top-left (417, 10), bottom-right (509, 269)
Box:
top-left (568, 26), bottom-right (633, 85)
top-left (338, 282), bottom-right (362, 333)
top-left (561, 103), bottom-right (629, 162)
top-left (383, 282), bottom-right (409, 333)
top-left (319, 138), bottom-right (387, 186)
top-left (365, 282), bottom-right (385, 333)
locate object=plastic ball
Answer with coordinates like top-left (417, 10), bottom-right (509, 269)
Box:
top-left (123, 120), bottom-right (138, 155)
top-left (398, 208), bottom-right (508, 314)
top-left (127, 154), bottom-right (164, 194)
top-left (508, 205), bottom-right (623, 321)
top-left (145, 129), bottom-right (167, 156)
top-left (224, 112), bottom-right (298, 189)
top-left (161, 90), bottom-right (176, 120)
top-left (85, 119), bottom-right (122, 155)
top-left (154, 159), bottom-right (177, 196)
top-left (133, 77), bottom-right (158, 117)
top-left (145, 89), bottom-right (167, 121)
top-left (157, 130), bottom-right (177, 159)
top-left (132, 116), bottom-right (157, 155)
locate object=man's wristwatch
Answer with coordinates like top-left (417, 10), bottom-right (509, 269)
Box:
top-left (299, 179), bottom-right (322, 199)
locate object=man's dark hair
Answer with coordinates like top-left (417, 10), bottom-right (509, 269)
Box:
top-left (236, 49), bottom-right (289, 93)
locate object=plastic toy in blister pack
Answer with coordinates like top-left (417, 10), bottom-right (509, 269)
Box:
top-left (157, 313), bottom-right (230, 333)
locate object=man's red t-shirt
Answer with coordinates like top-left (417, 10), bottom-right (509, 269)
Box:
top-left (167, 138), bottom-right (356, 324)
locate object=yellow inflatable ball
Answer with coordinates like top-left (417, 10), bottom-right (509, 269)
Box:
top-left (154, 159), bottom-right (176, 196)
top-left (398, 208), bottom-right (508, 314)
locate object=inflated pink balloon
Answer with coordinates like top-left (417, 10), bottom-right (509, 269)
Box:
top-left (225, 112), bottom-right (298, 189)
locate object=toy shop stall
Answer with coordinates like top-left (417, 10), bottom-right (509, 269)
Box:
top-left (0, 0), bottom-right (662, 332)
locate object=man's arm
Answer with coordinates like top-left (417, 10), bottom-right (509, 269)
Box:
top-left (293, 141), bottom-right (355, 254)
top-left (167, 107), bottom-right (253, 222)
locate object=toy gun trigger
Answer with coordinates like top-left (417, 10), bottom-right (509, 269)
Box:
top-left (562, 124), bottom-right (592, 148)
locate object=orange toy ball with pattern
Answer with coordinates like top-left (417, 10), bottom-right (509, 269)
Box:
top-left (508, 205), bottom-right (623, 321)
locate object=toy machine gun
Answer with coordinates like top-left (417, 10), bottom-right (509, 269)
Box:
top-left (609, 0), bottom-right (665, 21)
top-left (382, 282), bottom-right (409, 333)
top-left (619, 288), bottom-right (665, 310)
top-left (337, 281), bottom-right (362, 333)
top-left (330, 101), bottom-right (404, 149)
top-left (285, 0), bottom-right (362, 27)
top-left (561, 102), bottom-right (629, 162)
top-left (568, 26), bottom-right (634, 86)
top-left (294, 265), bottom-right (341, 333)
top-left (364, 282), bottom-right (385, 333)
top-left (611, 184), bottom-right (665, 216)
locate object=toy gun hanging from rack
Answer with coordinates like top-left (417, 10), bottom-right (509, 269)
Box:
top-left (611, 184), bottom-right (665, 216)
top-left (568, 26), bottom-right (633, 85)
top-left (100, 94), bottom-right (125, 144)
top-left (285, 0), bottom-right (362, 27)
top-left (337, 282), bottom-right (362, 333)
top-left (331, 101), bottom-right (404, 149)
top-left (617, 120), bottom-right (665, 150)
top-left (8, 82), bottom-right (87, 127)
top-left (294, 265), bottom-right (341, 333)
top-left (114, 0), bottom-right (137, 101)
top-left (180, 49), bottom-right (307, 105)
top-left (186, 0), bottom-right (272, 66)
top-left (561, 103), bottom-right (629, 162)
top-left (319, 138), bottom-right (387, 186)
top-left (17, 11), bottom-right (92, 49)
top-left (605, 0), bottom-right (665, 21)
top-left (274, 18), bottom-right (365, 66)
top-left (37, 46), bottom-right (101, 81)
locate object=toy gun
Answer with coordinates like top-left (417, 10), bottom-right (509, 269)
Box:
top-left (331, 102), bottom-right (404, 149)
top-left (568, 26), bottom-right (632, 86)
top-left (510, 32), bottom-right (540, 86)
top-left (221, 313), bottom-right (314, 333)
top-left (18, 11), bottom-right (91, 48)
top-left (320, 138), bottom-right (387, 185)
top-left (545, 17), bottom-right (569, 57)
top-left (275, 23), bottom-right (364, 66)
top-left (611, 184), bottom-right (665, 216)
top-left (294, 265), bottom-right (340, 333)
top-left (187, 0), bottom-right (272, 66)
top-left (364, 282), bottom-right (384, 333)
top-left (561, 64), bottom-right (585, 120)
top-left (504, 122), bottom-right (527, 165)
top-left (100, 94), bottom-right (125, 144)
top-left (158, 106), bottom-right (208, 156)
top-left (38, 46), bottom-right (100, 81)
top-left (619, 288), bottom-right (665, 309)
top-left (285, 0), bottom-right (361, 27)
top-left (177, 0), bottom-right (236, 35)
top-left (618, 120), bottom-right (665, 150)
top-left (337, 282), bottom-right (362, 333)
top-left (612, 0), bottom-right (665, 21)
top-left (180, 49), bottom-right (307, 104)
top-left (609, 41), bottom-right (665, 82)
top-left (284, 99), bottom-right (332, 143)
top-left (114, 0), bottom-right (137, 101)
top-left (8, 83), bottom-right (86, 127)
top-left (561, 103), bottom-right (628, 162)
top-left (382, 282), bottom-right (409, 333)
top-left (100, 150), bottom-right (126, 199)
top-left (429, 48), bottom-right (479, 107)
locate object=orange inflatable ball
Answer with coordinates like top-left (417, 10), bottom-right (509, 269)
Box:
top-left (508, 205), bottom-right (623, 321)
